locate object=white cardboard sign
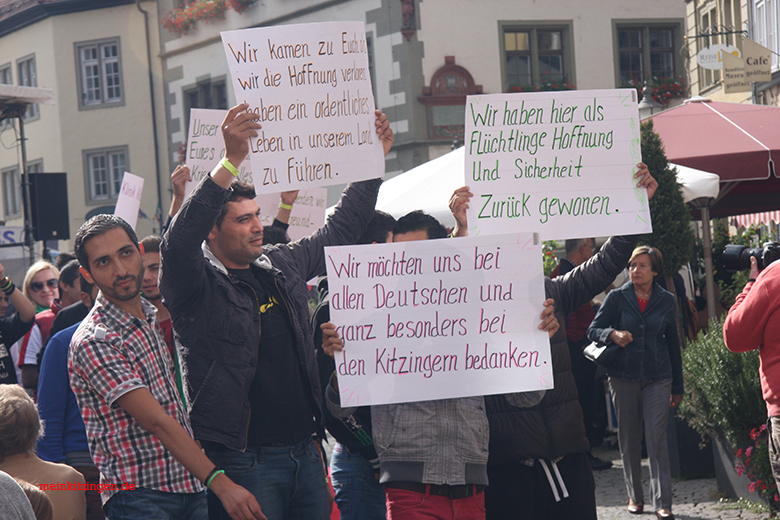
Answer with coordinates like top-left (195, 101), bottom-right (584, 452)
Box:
top-left (465, 89), bottom-right (651, 241)
top-left (114, 172), bottom-right (144, 231)
top-left (255, 188), bottom-right (328, 242)
top-left (221, 22), bottom-right (384, 192)
top-left (184, 108), bottom-right (253, 200)
top-left (325, 233), bottom-right (553, 407)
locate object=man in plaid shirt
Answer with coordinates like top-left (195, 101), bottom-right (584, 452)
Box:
top-left (69, 214), bottom-right (265, 520)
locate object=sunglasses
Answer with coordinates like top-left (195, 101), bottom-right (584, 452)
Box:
top-left (30, 279), bottom-right (58, 293)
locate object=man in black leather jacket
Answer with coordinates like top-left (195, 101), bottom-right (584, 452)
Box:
top-left (160, 104), bottom-right (393, 520)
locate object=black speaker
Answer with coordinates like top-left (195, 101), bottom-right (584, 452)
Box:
top-left (29, 172), bottom-right (70, 241)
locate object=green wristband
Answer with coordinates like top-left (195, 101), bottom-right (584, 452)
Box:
top-left (205, 469), bottom-right (225, 488)
top-left (219, 157), bottom-right (240, 177)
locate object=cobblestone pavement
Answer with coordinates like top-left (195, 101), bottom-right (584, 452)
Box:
top-left (592, 445), bottom-right (771, 520)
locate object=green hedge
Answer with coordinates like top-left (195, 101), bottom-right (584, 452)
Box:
top-left (678, 314), bottom-right (765, 449)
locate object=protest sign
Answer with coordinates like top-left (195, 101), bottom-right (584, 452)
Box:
top-left (255, 188), bottom-right (327, 242)
top-left (221, 22), bottom-right (384, 192)
top-left (464, 89), bottom-right (651, 241)
top-left (114, 172), bottom-right (144, 230)
top-left (325, 233), bottom-right (552, 406)
top-left (184, 108), bottom-right (254, 200)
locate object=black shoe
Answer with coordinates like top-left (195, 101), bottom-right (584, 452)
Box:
top-left (589, 455), bottom-right (613, 470)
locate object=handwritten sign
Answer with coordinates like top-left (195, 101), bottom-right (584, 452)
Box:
top-left (465, 89), bottom-right (651, 240)
top-left (220, 22), bottom-right (384, 192)
top-left (325, 233), bottom-right (553, 406)
top-left (255, 188), bottom-right (327, 242)
top-left (184, 108), bottom-right (253, 200)
top-left (114, 172), bottom-right (144, 231)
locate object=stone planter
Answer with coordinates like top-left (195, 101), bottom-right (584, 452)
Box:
top-left (712, 437), bottom-right (766, 505)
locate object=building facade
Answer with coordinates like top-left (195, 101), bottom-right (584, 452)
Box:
top-left (0, 0), bottom-right (167, 255)
top-left (685, 0), bottom-right (779, 107)
top-left (157, 0), bottom-right (687, 204)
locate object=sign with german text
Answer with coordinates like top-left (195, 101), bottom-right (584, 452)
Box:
top-left (464, 89), bottom-right (651, 240)
top-left (743, 38), bottom-right (772, 82)
top-left (114, 172), bottom-right (144, 231)
top-left (325, 233), bottom-right (553, 406)
top-left (221, 22), bottom-right (384, 192)
top-left (184, 108), bottom-right (253, 200)
top-left (255, 188), bottom-right (328, 242)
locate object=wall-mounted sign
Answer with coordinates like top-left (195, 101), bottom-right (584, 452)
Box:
top-left (696, 44), bottom-right (740, 70)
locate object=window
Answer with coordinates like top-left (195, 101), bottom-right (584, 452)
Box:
top-left (617, 25), bottom-right (678, 84)
top-left (699, 9), bottom-right (721, 88)
top-left (182, 78), bottom-right (228, 130)
top-left (2, 167), bottom-right (21, 218)
top-left (76, 39), bottom-right (123, 109)
top-left (17, 55), bottom-right (37, 120)
top-left (84, 147), bottom-right (128, 203)
top-left (502, 24), bottom-right (571, 90)
top-left (754, 0), bottom-right (779, 72)
top-left (0, 63), bottom-right (10, 85)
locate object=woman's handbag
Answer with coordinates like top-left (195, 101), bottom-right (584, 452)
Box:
top-left (583, 341), bottom-right (621, 367)
top-left (583, 294), bottom-right (624, 368)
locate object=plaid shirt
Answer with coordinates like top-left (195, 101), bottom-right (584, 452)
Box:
top-left (69, 294), bottom-right (203, 503)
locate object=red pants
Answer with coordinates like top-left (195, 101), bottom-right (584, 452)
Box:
top-left (386, 486), bottom-right (485, 520)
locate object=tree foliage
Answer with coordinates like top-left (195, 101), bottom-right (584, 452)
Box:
top-left (639, 119), bottom-right (695, 275)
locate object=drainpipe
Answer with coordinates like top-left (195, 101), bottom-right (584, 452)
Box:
top-left (137, 0), bottom-right (164, 233)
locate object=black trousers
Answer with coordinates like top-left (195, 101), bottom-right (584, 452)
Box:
top-left (569, 337), bottom-right (599, 447)
top-left (485, 452), bottom-right (597, 520)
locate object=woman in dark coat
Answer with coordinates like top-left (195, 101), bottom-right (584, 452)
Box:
top-left (588, 246), bottom-right (683, 520)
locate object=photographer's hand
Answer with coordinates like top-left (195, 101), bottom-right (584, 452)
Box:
top-left (749, 256), bottom-right (759, 281)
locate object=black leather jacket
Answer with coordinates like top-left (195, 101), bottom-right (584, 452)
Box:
top-left (485, 234), bottom-right (639, 464)
top-left (160, 176), bottom-right (381, 451)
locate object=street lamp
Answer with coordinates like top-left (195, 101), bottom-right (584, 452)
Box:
top-left (638, 81), bottom-right (663, 119)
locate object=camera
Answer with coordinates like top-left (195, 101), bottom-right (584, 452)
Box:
top-left (722, 242), bottom-right (780, 271)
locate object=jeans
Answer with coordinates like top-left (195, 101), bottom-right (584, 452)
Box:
top-left (103, 488), bottom-right (207, 520)
top-left (205, 436), bottom-right (330, 520)
top-left (330, 443), bottom-right (387, 520)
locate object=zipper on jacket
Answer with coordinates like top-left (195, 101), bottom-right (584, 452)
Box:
top-left (235, 277), bottom-right (261, 452)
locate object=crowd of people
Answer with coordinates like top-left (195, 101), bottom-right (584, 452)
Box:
top-left (2, 102), bottom-right (746, 520)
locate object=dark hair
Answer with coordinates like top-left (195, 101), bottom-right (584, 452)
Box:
top-left (54, 252), bottom-right (77, 270)
top-left (57, 260), bottom-right (81, 299)
top-left (216, 180), bottom-right (257, 228)
top-left (358, 210), bottom-right (396, 245)
top-left (140, 235), bottom-right (162, 255)
top-left (393, 210), bottom-right (448, 240)
top-left (74, 214), bottom-right (139, 273)
top-left (79, 273), bottom-right (94, 296)
top-left (628, 246), bottom-right (663, 275)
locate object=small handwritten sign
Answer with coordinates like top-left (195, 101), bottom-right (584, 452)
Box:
top-left (325, 233), bottom-right (552, 406)
top-left (184, 108), bottom-right (253, 200)
top-left (255, 188), bottom-right (327, 242)
top-left (465, 89), bottom-right (651, 240)
top-left (114, 172), bottom-right (144, 231)
top-left (220, 21), bottom-right (384, 192)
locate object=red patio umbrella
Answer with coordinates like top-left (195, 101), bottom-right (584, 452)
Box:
top-left (648, 98), bottom-right (780, 219)
top-left (647, 98), bottom-right (780, 322)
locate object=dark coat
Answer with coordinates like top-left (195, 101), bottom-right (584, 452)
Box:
top-left (160, 176), bottom-right (381, 451)
top-left (588, 281), bottom-right (683, 394)
top-left (485, 234), bottom-right (639, 464)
